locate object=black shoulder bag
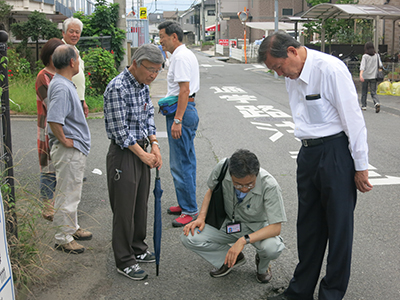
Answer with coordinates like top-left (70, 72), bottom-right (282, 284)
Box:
top-left (376, 54), bottom-right (384, 82)
top-left (205, 159), bottom-right (229, 229)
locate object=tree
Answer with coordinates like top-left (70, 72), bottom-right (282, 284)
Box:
top-left (0, 0), bottom-right (13, 31)
top-left (10, 11), bottom-right (61, 62)
top-left (74, 0), bottom-right (125, 67)
top-left (304, 0), bottom-right (373, 48)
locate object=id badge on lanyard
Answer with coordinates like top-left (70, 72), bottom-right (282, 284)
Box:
top-left (226, 200), bottom-right (241, 234)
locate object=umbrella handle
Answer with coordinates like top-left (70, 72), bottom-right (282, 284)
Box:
top-left (156, 168), bottom-right (160, 179)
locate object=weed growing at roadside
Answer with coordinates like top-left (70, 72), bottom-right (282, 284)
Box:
top-left (2, 162), bottom-right (55, 297)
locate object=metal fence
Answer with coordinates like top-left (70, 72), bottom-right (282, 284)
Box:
top-left (345, 61), bottom-right (400, 80)
top-left (76, 35), bottom-right (112, 53)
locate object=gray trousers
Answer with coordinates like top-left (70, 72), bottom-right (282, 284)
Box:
top-left (181, 223), bottom-right (285, 273)
top-left (107, 141), bottom-right (150, 269)
top-left (361, 79), bottom-right (379, 107)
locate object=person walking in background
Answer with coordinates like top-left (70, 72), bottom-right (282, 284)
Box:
top-left (158, 21), bottom-right (200, 227)
top-left (360, 41), bottom-right (382, 113)
top-left (104, 44), bottom-right (163, 280)
top-left (47, 45), bottom-right (92, 254)
top-left (157, 43), bottom-right (167, 69)
top-left (258, 32), bottom-right (373, 300)
top-left (62, 17), bottom-right (89, 117)
top-left (35, 38), bottom-right (64, 221)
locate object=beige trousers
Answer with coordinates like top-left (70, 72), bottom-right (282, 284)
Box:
top-left (51, 144), bottom-right (86, 245)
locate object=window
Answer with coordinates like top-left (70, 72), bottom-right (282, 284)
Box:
top-left (208, 10), bottom-right (215, 16)
top-left (282, 8), bottom-right (293, 16)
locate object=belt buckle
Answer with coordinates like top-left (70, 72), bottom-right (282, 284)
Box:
top-left (303, 140), bottom-right (308, 147)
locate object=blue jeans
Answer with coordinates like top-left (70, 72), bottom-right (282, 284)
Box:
top-left (40, 172), bottom-right (56, 200)
top-left (166, 102), bottom-right (199, 215)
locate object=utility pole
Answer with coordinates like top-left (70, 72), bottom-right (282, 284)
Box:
top-left (274, 0), bottom-right (279, 32)
top-left (115, 0), bottom-right (128, 71)
top-left (200, 0), bottom-right (205, 42)
top-left (214, 0), bottom-right (220, 55)
top-left (274, 0), bottom-right (279, 78)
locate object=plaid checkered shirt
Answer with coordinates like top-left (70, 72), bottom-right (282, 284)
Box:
top-left (104, 68), bottom-right (156, 148)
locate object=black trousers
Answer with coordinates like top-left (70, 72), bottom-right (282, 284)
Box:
top-left (285, 134), bottom-right (357, 300)
top-left (107, 141), bottom-right (150, 269)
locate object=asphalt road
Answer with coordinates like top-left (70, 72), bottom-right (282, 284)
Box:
top-left (10, 50), bottom-right (400, 300)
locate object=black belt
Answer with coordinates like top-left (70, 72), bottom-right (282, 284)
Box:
top-left (189, 93), bottom-right (196, 98)
top-left (111, 138), bottom-right (148, 149)
top-left (301, 132), bottom-right (345, 147)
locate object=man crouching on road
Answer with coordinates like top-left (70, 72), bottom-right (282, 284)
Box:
top-left (47, 44), bottom-right (92, 254)
top-left (181, 149), bottom-right (286, 283)
top-left (104, 44), bottom-right (163, 281)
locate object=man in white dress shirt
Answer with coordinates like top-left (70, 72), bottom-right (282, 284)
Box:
top-left (258, 32), bottom-right (373, 300)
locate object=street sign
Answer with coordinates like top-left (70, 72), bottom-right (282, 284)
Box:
top-left (140, 7), bottom-right (147, 19)
top-left (218, 39), bottom-right (229, 46)
top-left (0, 193), bottom-right (15, 300)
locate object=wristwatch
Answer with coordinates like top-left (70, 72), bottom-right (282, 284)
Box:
top-left (174, 118), bottom-right (182, 124)
top-left (244, 234), bottom-right (251, 244)
top-left (151, 141), bottom-right (160, 149)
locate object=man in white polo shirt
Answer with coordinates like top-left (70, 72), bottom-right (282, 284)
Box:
top-left (158, 21), bottom-right (200, 227)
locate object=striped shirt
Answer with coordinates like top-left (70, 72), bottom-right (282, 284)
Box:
top-left (104, 67), bottom-right (156, 148)
top-left (35, 69), bottom-right (55, 173)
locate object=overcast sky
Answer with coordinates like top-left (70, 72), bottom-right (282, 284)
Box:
top-left (127, 0), bottom-right (199, 14)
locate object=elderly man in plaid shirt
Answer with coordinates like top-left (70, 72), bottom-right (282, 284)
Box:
top-left (104, 44), bottom-right (164, 280)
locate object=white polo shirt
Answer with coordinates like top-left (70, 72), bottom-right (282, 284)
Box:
top-left (166, 44), bottom-right (200, 97)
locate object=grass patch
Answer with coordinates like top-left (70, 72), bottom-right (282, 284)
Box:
top-left (8, 76), bottom-right (104, 115)
top-left (9, 77), bottom-right (37, 115)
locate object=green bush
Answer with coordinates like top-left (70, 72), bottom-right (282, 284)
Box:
top-left (7, 48), bottom-right (31, 79)
top-left (83, 47), bottom-right (119, 97)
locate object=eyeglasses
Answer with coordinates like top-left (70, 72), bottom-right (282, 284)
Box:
top-left (141, 63), bottom-right (161, 74)
top-left (233, 183), bottom-right (255, 190)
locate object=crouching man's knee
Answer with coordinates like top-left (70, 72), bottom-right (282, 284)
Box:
top-left (256, 235), bottom-right (285, 261)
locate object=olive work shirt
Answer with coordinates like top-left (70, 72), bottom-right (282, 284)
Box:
top-left (207, 158), bottom-right (287, 233)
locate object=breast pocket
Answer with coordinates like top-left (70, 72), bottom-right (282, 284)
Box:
top-left (305, 94), bottom-right (326, 124)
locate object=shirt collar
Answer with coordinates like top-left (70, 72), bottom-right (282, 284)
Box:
top-left (62, 38), bottom-right (80, 53)
top-left (298, 47), bottom-right (312, 85)
top-left (124, 67), bottom-right (144, 89)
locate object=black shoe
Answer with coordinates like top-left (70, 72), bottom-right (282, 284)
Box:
top-left (135, 250), bottom-right (155, 263)
top-left (375, 103), bottom-right (380, 113)
top-left (210, 252), bottom-right (246, 278)
top-left (117, 264), bottom-right (148, 280)
top-left (255, 253), bottom-right (272, 283)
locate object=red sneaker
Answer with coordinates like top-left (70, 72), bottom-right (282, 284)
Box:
top-left (167, 205), bottom-right (182, 215)
top-left (172, 214), bottom-right (198, 227)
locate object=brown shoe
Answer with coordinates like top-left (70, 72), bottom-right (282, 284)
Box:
top-left (255, 253), bottom-right (272, 283)
top-left (375, 103), bottom-right (381, 113)
top-left (73, 228), bottom-right (93, 241)
top-left (210, 252), bottom-right (246, 278)
top-left (55, 240), bottom-right (85, 254)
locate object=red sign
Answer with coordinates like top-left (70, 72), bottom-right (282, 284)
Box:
top-left (219, 39), bottom-right (229, 46)
top-left (205, 24), bottom-right (220, 31)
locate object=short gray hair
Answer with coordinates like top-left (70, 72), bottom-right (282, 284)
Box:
top-left (63, 17), bottom-right (83, 33)
top-left (132, 44), bottom-right (165, 66)
top-left (52, 44), bottom-right (77, 69)
top-left (258, 31), bottom-right (301, 64)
